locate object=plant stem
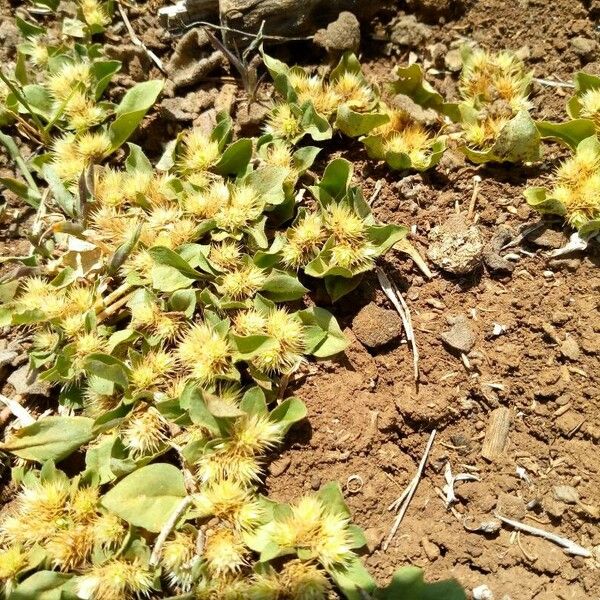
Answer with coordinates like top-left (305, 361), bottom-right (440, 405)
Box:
top-left (98, 282), bottom-right (133, 310)
top-left (0, 130), bottom-right (38, 192)
top-left (0, 70), bottom-right (48, 143)
top-left (96, 290), bottom-right (134, 322)
top-left (149, 496), bottom-right (194, 566)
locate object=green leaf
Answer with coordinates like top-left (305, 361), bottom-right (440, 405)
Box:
top-left (375, 566), bottom-right (466, 600)
top-left (10, 571), bottom-right (77, 600)
top-left (330, 52), bottom-right (364, 80)
top-left (84, 353), bottom-right (130, 390)
top-left (210, 111), bottom-right (234, 149)
top-left (15, 17), bottom-right (46, 38)
top-left (1, 416), bottom-right (94, 463)
top-left (108, 80), bottom-right (164, 151)
top-left (41, 164), bottom-right (76, 217)
top-left (318, 158), bottom-right (353, 202)
top-left (214, 138), bottom-right (252, 176)
top-left (293, 146), bottom-right (321, 172)
top-left (536, 119), bottom-right (596, 150)
top-left (298, 307), bottom-right (347, 357)
top-left (524, 186), bottom-right (566, 217)
top-left (231, 334), bottom-right (278, 359)
top-left (169, 289), bottom-right (196, 317)
top-left (391, 64), bottom-right (458, 120)
top-left (243, 166), bottom-right (288, 206)
top-left (316, 482), bottom-right (351, 515)
top-left (101, 463), bottom-right (188, 532)
top-left (92, 59), bottom-right (122, 100)
top-left (240, 386), bottom-right (269, 416)
top-left (329, 556), bottom-right (377, 600)
top-left (125, 143), bottom-right (153, 173)
top-left (463, 110), bottom-right (541, 164)
top-left (20, 84), bottom-right (53, 120)
top-left (149, 246), bottom-right (206, 280)
top-left (260, 269), bottom-right (308, 301)
top-left (300, 101), bottom-right (333, 141)
top-left (179, 384), bottom-right (220, 435)
top-left (270, 397), bottom-right (307, 433)
top-left (0, 177), bottom-right (41, 208)
top-left (325, 274), bottom-right (363, 302)
top-left (335, 105), bottom-right (389, 137)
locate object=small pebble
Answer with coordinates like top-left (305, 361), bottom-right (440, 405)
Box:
top-left (420, 537), bottom-right (440, 561)
top-left (560, 336), bottom-right (581, 361)
top-left (553, 485), bottom-right (579, 504)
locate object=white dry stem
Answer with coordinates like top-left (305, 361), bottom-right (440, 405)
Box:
top-left (532, 77), bottom-right (575, 89)
top-left (495, 513), bottom-right (592, 558)
top-left (149, 496), bottom-right (194, 566)
top-left (467, 175), bottom-right (481, 221)
top-left (548, 231), bottom-right (591, 257)
top-left (383, 429), bottom-right (436, 551)
top-left (377, 267), bottom-right (419, 381)
top-left (0, 393), bottom-right (35, 427)
top-left (368, 179), bottom-right (384, 206)
top-left (442, 462), bottom-right (480, 506)
top-left (117, 1), bottom-right (166, 72)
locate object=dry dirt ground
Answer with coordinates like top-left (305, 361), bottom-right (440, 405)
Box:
top-left (1, 1), bottom-right (599, 599)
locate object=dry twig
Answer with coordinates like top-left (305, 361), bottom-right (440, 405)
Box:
top-left (149, 496), bottom-right (194, 566)
top-left (377, 268), bottom-right (419, 381)
top-left (383, 429), bottom-right (436, 550)
top-left (117, 1), bottom-right (166, 72)
top-left (0, 393), bottom-right (35, 427)
top-left (495, 513), bottom-right (591, 557)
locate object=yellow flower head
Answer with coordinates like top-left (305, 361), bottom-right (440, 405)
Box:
top-left (204, 529), bottom-right (247, 577)
top-left (28, 37), bottom-right (50, 67)
top-left (92, 512), bottom-right (126, 549)
top-left (161, 529), bottom-right (198, 591)
top-left (268, 495), bottom-right (354, 569)
top-left (17, 277), bottom-right (66, 317)
top-left (282, 213), bottom-right (324, 269)
top-left (229, 413), bottom-right (284, 456)
top-left (216, 262), bottom-right (267, 300)
top-left (460, 49), bottom-right (531, 111)
top-left (214, 184), bottom-right (263, 232)
top-left (178, 129), bottom-right (221, 175)
top-left (282, 560), bottom-right (332, 600)
top-left (265, 103), bottom-right (302, 140)
top-left (579, 87), bottom-right (600, 130)
top-left (83, 386), bottom-right (121, 418)
top-left (121, 405), bottom-right (169, 458)
top-left (52, 134), bottom-right (86, 181)
top-left (329, 241), bottom-right (376, 272)
top-left (64, 90), bottom-right (105, 132)
top-left (177, 322), bottom-right (233, 383)
top-left (79, 0), bottom-right (110, 28)
top-left (249, 308), bottom-right (306, 375)
top-left (196, 451), bottom-right (262, 486)
top-left (129, 349), bottom-right (175, 391)
top-left (463, 115), bottom-right (511, 150)
top-left (210, 241), bottom-right (242, 269)
top-left (76, 559), bottom-right (153, 600)
top-left (232, 309), bottom-right (267, 337)
top-left (95, 168), bottom-right (125, 207)
top-left (47, 525), bottom-right (94, 570)
top-left (70, 486), bottom-right (100, 523)
top-left (0, 546), bottom-right (28, 581)
top-left (76, 131), bottom-right (111, 162)
top-left (47, 62), bottom-right (91, 101)
top-left (332, 72), bottom-right (373, 111)
top-left (324, 204), bottom-right (366, 243)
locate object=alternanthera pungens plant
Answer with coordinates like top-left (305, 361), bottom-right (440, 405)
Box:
top-left (392, 47), bottom-right (541, 164)
top-left (0, 7), bottom-right (467, 599)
